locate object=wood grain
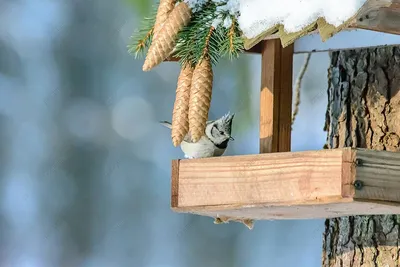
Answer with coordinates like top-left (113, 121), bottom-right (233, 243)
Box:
top-left (173, 200), bottom-right (400, 220)
top-left (176, 149), bottom-right (344, 207)
top-left (353, 149), bottom-right (400, 203)
top-left (278, 44), bottom-right (294, 152)
top-left (171, 160), bottom-right (180, 208)
top-left (350, 0), bottom-right (397, 34)
top-left (260, 40), bottom-right (281, 153)
top-left (171, 148), bottom-right (400, 220)
top-left (259, 40), bottom-right (293, 153)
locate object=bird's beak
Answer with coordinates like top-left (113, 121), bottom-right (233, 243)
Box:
top-left (229, 136), bottom-right (234, 141)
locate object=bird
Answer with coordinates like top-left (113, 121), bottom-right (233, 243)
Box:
top-left (160, 112), bottom-right (235, 159)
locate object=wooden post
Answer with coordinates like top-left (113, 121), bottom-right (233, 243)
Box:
top-left (260, 40), bottom-right (294, 153)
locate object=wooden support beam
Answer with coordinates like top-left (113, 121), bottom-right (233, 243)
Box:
top-left (259, 40), bottom-right (293, 153)
top-left (171, 148), bottom-right (400, 220)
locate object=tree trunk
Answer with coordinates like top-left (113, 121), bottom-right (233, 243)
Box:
top-left (322, 47), bottom-right (400, 266)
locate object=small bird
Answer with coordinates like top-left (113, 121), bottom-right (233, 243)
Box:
top-left (160, 113), bottom-right (235, 159)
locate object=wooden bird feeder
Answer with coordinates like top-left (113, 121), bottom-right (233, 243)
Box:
top-left (167, 0), bottom-right (400, 221)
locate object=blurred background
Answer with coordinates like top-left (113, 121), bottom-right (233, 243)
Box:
top-left (0, 0), bottom-right (330, 266)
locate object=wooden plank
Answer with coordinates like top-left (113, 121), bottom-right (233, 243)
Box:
top-left (171, 160), bottom-right (180, 208)
top-left (175, 201), bottom-right (400, 220)
top-left (350, 0), bottom-right (399, 35)
top-left (260, 40), bottom-right (281, 153)
top-left (171, 148), bottom-right (400, 220)
top-left (259, 40), bottom-right (293, 153)
top-left (278, 44), bottom-right (294, 152)
top-left (175, 149), bottom-right (345, 207)
top-left (353, 149), bottom-right (400, 203)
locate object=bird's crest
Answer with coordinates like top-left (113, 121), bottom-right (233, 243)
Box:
top-left (219, 112), bottom-right (235, 134)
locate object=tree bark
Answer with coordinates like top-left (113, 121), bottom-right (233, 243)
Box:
top-left (322, 47), bottom-right (400, 267)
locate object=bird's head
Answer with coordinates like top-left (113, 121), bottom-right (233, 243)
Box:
top-left (206, 112), bottom-right (235, 147)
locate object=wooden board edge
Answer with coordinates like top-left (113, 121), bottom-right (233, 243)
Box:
top-left (172, 196), bottom-right (351, 212)
top-left (172, 198), bottom-right (400, 220)
top-left (352, 198), bottom-right (400, 208)
top-left (171, 159), bottom-right (180, 208)
top-left (353, 148), bottom-right (400, 203)
top-left (171, 196), bottom-right (355, 220)
top-left (176, 147), bottom-right (349, 164)
top-left (341, 148), bottom-right (357, 198)
top-left (278, 43), bottom-right (294, 152)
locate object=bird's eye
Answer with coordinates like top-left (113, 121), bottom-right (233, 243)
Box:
top-left (219, 131), bottom-right (224, 135)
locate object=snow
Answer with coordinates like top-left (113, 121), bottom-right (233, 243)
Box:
top-left (237, 0), bottom-right (367, 38)
top-left (184, 0), bottom-right (208, 12)
top-left (211, 0), bottom-right (240, 29)
top-left (223, 16), bottom-right (232, 28)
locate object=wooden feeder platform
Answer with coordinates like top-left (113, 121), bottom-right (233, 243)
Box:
top-left (171, 148), bottom-right (400, 220)
top-left (167, 0), bottom-right (400, 221)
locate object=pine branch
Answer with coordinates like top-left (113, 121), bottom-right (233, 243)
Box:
top-left (130, 0), bottom-right (245, 66)
top-left (218, 17), bottom-right (244, 60)
top-left (127, 5), bottom-right (157, 58)
top-left (174, 2), bottom-right (219, 66)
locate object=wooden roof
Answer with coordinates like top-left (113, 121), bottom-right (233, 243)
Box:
top-left (245, 0), bottom-right (400, 49)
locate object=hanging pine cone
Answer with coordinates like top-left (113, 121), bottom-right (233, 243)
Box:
top-left (171, 64), bottom-right (193, 147)
top-left (153, 0), bottom-right (176, 39)
top-left (189, 58), bottom-right (213, 142)
top-left (143, 2), bottom-right (191, 71)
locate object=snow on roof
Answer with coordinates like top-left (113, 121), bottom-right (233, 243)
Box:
top-left (238, 0), bottom-right (367, 39)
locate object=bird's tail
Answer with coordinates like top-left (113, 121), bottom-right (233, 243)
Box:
top-left (159, 121), bottom-right (172, 129)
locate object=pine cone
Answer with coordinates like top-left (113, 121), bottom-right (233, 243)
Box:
top-left (189, 58), bottom-right (213, 142)
top-left (143, 2), bottom-right (191, 71)
top-left (153, 0), bottom-right (176, 38)
top-left (171, 65), bottom-right (193, 146)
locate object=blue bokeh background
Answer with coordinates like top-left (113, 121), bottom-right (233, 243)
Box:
top-left (0, 1), bottom-right (330, 266)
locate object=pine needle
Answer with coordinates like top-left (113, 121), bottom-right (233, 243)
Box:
top-left (128, 26), bottom-right (154, 58)
top-left (129, 1), bottom-right (244, 66)
top-left (218, 16), bottom-right (244, 61)
top-left (174, 2), bottom-right (243, 67)
top-left (127, 5), bottom-right (157, 58)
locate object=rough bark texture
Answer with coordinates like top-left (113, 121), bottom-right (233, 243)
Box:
top-left (323, 47), bottom-right (400, 267)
